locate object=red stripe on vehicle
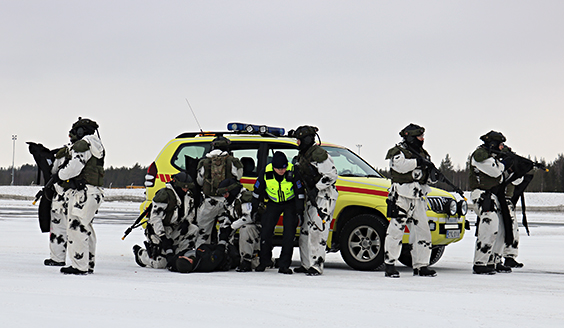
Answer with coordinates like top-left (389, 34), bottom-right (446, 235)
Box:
top-left (336, 186), bottom-right (389, 197)
top-left (165, 174), bottom-right (171, 182)
top-left (159, 174), bottom-right (165, 182)
top-left (240, 178), bottom-right (257, 185)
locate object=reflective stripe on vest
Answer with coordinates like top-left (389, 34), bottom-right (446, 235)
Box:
top-left (265, 163), bottom-right (295, 202)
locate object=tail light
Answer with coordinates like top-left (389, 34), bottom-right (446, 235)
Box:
top-left (145, 162), bottom-right (157, 187)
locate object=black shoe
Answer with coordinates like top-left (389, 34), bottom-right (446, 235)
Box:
top-left (236, 260), bottom-right (252, 272)
top-left (255, 261), bottom-right (273, 272)
top-left (384, 264), bottom-right (400, 278)
top-left (278, 267), bottom-right (293, 275)
top-left (473, 265), bottom-right (496, 275)
top-left (293, 266), bottom-right (308, 273)
top-left (413, 266), bottom-right (437, 277)
top-left (88, 269), bottom-right (94, 274)
top-left (133, 245), bottom-right (146, 268)
top-left (495, 263), bottom-right (512, 273)
top-left (44, 259), bottom-right (65, 266)
top-left (60, 266), bottom-right (87, 275)
top-left (504, 257), bottom-right (524, 268)
top-left (306, 267), bottom-right (321, 276)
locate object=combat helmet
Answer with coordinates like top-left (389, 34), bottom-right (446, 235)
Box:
top-left (69, 117), bottom-right (99, 142)
top-left (171, 172), bottom-right (195, 190)
top-left (400, 123), bottom-right (425, 149)
top-left (211, 136), bottom-right (231, 152)
top-left (480, 131), bottom-right (506, 150)
top-left (289, 125), bottom-right (319, 152)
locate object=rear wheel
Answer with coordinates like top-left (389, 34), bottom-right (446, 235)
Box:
top-left (339, 214), bottom-right (388, 271)
top-left (398, 245), bottom-right (446, 267)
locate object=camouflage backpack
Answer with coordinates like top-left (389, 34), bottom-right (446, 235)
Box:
top-left (201, 155), bottom-right (239, 196)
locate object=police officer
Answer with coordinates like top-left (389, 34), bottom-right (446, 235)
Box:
top-left (383, 123), bottom-right (437, 278)
top-left (195, 136), bottom-right (243, 247)
top-left (56, 118), bottom-right (104, 275)
top-left (133, 172), bottom-right (199, 269)
top-left (469, 131), bottom-right (513, 274)
top-left (290, 126), bottom-right (338, 276)
top-left (216, 178), bottom-right (260, 272)
top-left (252, 151), bottom-right (305, 274)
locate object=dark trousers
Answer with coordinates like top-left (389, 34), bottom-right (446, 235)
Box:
top-left (259, 200), bottom-right (298, 269)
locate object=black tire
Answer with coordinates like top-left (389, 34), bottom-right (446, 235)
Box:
top-left (339, 214), bottom-right (388, 271)
top-left (398, 245), bottom-right (446, 267)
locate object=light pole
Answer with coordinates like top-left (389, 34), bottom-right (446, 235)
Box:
top-left (356, 144), bottom-right (362, 155)
top-left (11, 135), bottom-right (17, 185)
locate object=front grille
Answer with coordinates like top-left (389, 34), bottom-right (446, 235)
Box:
top-left (427, 196), bottom-right (448, 213)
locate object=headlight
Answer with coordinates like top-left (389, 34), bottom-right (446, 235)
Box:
top-left (458, 200), bottom-right (468, 216)
top-left (445, 198), bottom-right (457, 216)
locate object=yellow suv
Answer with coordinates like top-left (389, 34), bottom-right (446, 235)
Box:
top-left (141, 123), bottom-right (468, 270)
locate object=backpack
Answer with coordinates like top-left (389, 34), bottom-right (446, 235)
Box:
top-left (201, 155), bottom-right (238, 196)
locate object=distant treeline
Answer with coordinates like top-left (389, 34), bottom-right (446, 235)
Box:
top-left (379, 153), bottom-right (564, 193)
top-left (0, 164), bottom-right (147, 188)
top-left (2, 153), bottom-right (563, 192)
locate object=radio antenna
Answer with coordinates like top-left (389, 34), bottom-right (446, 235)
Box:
top-left (185, 98), bottom-right (203, 132)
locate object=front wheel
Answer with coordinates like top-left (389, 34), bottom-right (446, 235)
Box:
top-left (339, 214), bottom-right (388, 271)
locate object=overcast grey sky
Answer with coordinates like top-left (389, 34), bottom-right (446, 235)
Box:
top-left (1, 1), bottom-right (563, 172)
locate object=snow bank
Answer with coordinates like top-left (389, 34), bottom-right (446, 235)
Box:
top-left (0, 185), bottom-right (144, 202)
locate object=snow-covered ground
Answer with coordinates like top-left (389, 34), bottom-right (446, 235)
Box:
top-left (1, 187), bottom-right (564, 327)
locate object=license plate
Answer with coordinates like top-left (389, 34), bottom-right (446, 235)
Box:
top-left (446, 230), bottom-right (460, 239)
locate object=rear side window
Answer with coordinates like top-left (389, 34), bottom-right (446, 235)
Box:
top-left (171, 142), bottom-right (209, 171)
top-left (231, 142), bottom-right (260, 177)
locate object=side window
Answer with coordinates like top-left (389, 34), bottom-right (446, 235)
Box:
top-left (231, 142), bottom-right (260, 177)
top-left (171, 142), bottom-right (209, 171)
top-left (267, 143), bottom-right (299, 166)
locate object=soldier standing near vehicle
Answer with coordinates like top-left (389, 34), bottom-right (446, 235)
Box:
top-left (383, 123), bottom-right (437, 278)
top-left (290, 126), bottom-right (338, 276)
top-left (216, 178), bottom-right (260, 272)
top-left (55, 118), bottom-right (104, 275)
top-left (133, 172), bottom-right (199, 269)
top-left (469, 131), bottom-right (513, 275)
top-left (195, 136), bottom-right (243, 247)
top-left (252, 151), bottom-right (305, 274)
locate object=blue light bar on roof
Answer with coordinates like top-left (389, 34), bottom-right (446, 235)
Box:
top-left (227, 122), bottom-right (285, 136)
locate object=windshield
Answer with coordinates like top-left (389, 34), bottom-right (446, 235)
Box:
top-left (322, 146), bottom-right (384, 178)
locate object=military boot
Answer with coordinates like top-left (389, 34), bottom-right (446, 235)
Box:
top-left (44, 259), bottom-right (65, 266)
top-left (132, 245), bottom-right (146, 267)
top-left (255, 261), bottom-right (273, 272)
top-left (236, 260), bottom-right (252, 272)
top-left (413, 266), bottom-right (437, 277)
top-left (495, 263), bottom-right (512, 273)
top-left (504, 257), bottom-right (524, 268)
top-left (385, 264), bottom-right (400, 278)
top-left (60, 266), bottom-right (87, 275)
top-left (473, 264), bottom-right (496, 275)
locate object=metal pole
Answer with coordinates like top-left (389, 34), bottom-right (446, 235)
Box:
top-left (356, 144), bottom-right (362, 155)
top-left (11, 135), bottom-right (17, 185)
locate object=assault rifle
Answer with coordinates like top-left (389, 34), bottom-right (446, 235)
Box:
top-left (490, 147), bottom-right (548, 237)
top-left (122, 203), bottom-right (152, 240)
top-left (404, 144), bottom-right (465, 198)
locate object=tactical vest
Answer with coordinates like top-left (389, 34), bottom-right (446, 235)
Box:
top-left (468, 147), bottom-right (502, 191)
top-left (264, 163), bottom-right (295, 202)
top-left (385, 145), bottom-right (430, 184)
top-left (199, 155), bottom-right (240, 196)
top-left (72, 140), bottom-right (104, 187)
top-left (296, 145), bottom-right (326, 190)
top-left (153, 187), bottom-right (179, 226)
top-left (55, 146), bottom-right (72, 189)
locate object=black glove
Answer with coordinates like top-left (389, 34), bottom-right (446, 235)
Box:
top-left (180, 220), bottom-right (190, 235)
top-left (416, 157), bottom-right (433, 171)
top-left (501, 156), bottom-right (515, 172)
top-left (161, 236), bottom-right (174, 252)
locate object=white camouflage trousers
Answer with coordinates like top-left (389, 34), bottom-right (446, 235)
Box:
top-left (236, 224), bottom-right (260, 266)
top-left (473, 191), bottom-right (505, 266)
top-left (139, 223), bottom-right (200, 269)
top-left (298, 192), bottom-right (337, 274)
top-left (195, 196), bottom-right (226, 247)
top-left (384, 195), bottom-right (432, 269)
top-left (503, 203), bottom-right (519, 259)
top-left (66, 185), bottom-right (103, 272)
top-left (49, 190), bottom-right (69, 263)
